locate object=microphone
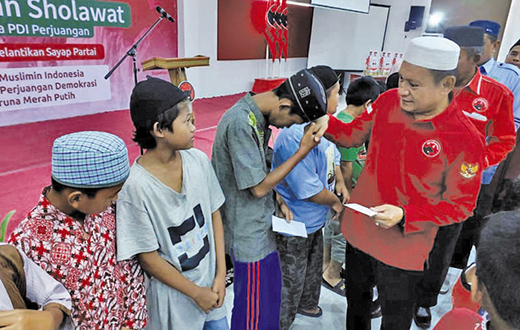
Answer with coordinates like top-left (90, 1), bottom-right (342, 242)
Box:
top-left (156, 6), bottom-right (175, 23)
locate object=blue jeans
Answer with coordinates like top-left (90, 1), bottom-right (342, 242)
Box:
top-left (203, 317), bottom-right (229, 330)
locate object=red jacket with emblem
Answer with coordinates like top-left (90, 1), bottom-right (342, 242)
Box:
top-left (325, 89), bottom-right (486, 270)
top-left (455, 69), bottom-right (516, 166)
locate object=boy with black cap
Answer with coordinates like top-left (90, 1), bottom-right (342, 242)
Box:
top-left (413, 25), bottom-right (516, 328)
top-left (116, 78), bottom-right (228, 329)
top-left (211, 68), bottom-right (328, 329)
top-left (8, 131), bottom-right (148, 330)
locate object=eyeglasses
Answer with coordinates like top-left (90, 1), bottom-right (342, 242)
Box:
top-left (461, 262), bottom-right (477, 292)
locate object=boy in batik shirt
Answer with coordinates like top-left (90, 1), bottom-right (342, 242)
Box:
top-left (9, 131), bottom-right (147, 330)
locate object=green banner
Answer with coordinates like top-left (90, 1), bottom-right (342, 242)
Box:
top-left (0, 0), bottom-right (131, 38)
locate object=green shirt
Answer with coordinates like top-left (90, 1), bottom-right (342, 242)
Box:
top-left (336, 111), bottom-right (366, 188)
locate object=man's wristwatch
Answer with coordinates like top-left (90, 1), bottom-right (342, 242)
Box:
top-left (398, 207), bottom-right (405, 230)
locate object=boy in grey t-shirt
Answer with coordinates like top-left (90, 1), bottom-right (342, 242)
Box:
top-left (212, 69), bottom-right (329, 329)
top-left (116, 78), bottom-right (228, 329)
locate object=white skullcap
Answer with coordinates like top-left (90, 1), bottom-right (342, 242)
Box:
top-left (403, 37), bottom-right (460, 71)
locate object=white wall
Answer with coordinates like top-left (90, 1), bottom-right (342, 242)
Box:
top-left (177, 0), bottom-right (431, 98)
top-left (372, 0), bottom-right (431, 53)
top-left (498, 0), bottom-right (520, 62)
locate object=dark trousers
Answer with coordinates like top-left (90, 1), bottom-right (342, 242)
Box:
top-left (415, 222), bottom-right (463, 307)
top-left (276, 230), bottom-right (323, 330)
top-left (345, 242), bottom-right (423, 330)
top-left (451, 185), bottom-right (492, 269)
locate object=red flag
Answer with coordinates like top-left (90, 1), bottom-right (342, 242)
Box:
top-left (278, 0), bottom-right (288, 60)
top-left (264, 0), bottom-right (279, 61)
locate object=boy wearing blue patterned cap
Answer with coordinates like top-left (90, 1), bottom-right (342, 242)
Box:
top-left (116, 77), bottom-right (229, 330)
top-left (8, 131), bottom-right (148, 330)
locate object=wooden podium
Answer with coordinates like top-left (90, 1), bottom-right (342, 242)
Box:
top-left (141, 56), bottom-right (209, 124)
top-left (141, 55), bottom-right (210, 86)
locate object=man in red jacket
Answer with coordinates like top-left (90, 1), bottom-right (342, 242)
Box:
top-left (319, 36), bottom-right (486, 329)
top-left (414, 25), bottom-right (516, 328)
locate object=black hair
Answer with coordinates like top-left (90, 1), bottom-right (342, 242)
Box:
top-left (377, 80), bottom-right (387, 93)
top-left (477, 210), bottom-right (520, 328)
top-left (386, 72), bottom-right (400, 90)
top-left (510, 39), bottom-right (520, 52)
top-left (51, 177), bottom-right (102, 199)
top-left (345, 76), bottom-right (381, 106)
top-left (462, 46), bottom-right (483, 60)
top-left (492, 178), bottom-right (520, 213)
top-left (132, 100), bottom-right (188, 149)
top-left (273, 81), bottom-right (299, 116)
top-left (429, 68), bottom-right (458, 85)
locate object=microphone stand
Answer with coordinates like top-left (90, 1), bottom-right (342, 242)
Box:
top-left (105, 16), bottom-right (164, 85)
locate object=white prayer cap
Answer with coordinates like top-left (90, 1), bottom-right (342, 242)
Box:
top-left (403, 37), bottom-right (460, 71)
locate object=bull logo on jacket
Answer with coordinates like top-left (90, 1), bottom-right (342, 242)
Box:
top-left (460, 163), bottom-right (479, 179)
top-left (422, 140), bottom-right (441, 157)
top-left (472, 98), bottom-right (488, 112)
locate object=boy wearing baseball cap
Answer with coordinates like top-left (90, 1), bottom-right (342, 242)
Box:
top-left (116, 78), bottom-right (229, 330)
top-left (212, 68), bottom-right (328, 329)
top-left (9, 131), bottom-right (147, 329)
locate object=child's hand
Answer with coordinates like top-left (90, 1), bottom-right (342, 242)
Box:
top-left (275, 193), bottom-right (294, 223)
top-left (331, 200), bottom-right (344, 220)
top-left (0, 310), bottom-right (57, 330)
top-left (211, 274), bottom-right (227, 308)
top-left (194, 286), bottom-right (219, 313)
top-left (312, 115), bottom-right (329, 139)
top-left (335, 182), bottom-right (350, 204)
top-left (300, 122), bottom-right (321, 152)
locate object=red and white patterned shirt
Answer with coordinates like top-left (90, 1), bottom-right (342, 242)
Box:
top-left (8, 187), bottom-right (147, 330)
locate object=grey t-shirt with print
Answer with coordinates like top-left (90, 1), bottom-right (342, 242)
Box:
top-left (212, 93), bottom-right (276, 263)
top-left (116, 148), bottom-right (226, 329)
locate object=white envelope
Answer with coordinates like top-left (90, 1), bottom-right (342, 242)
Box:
top-left (272, 215), bottom-right (308, 238)
top-left (344, 203), bottom-right (378, 217)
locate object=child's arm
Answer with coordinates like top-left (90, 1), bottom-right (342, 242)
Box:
top-left (249, 122), bottom-right (321, 198)
top-left (334, 165), bottom-right (349, 204)
top-left (340, 160), bottom-right (354, 195)
top-left (0, 308), bottom-right (64, 330)
top-left (137, 251), bottom-right (218, 313)
top-left (307, 188), bottom-right (344, 219)
top-left (275, 191), bottom-right (294, 222)
top-left (211, 210), bottom-right (226, 308)
top-left (0, 244), bottom-right (72, 330)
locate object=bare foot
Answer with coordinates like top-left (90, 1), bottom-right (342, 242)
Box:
top-left (300, 307), bottom-right (320, 314)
